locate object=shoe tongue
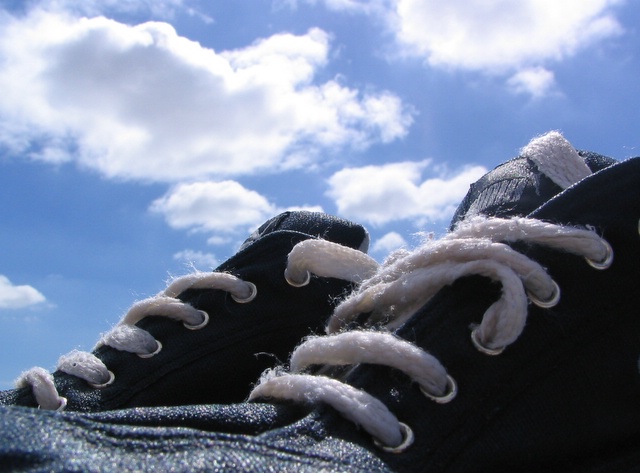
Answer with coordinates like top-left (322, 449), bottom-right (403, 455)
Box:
top-left (239, 211), bottom-right (370, 253)
top-left (449, 132), bottom-right (617, 227)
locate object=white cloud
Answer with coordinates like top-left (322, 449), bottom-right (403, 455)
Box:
top-left (393, 0), bottom-right (624, 72)
top-left (371, 231), bottom-right (407, 254)
top-left (303, 0), bottom-right (623, 97)
top-left (173, 249), bottom-right (219, 269)
top-left (150, 181), bottom-right (278, 234)
top-left (0, 10), bottom-right (412, 182)
top-left (151, 180), bottom-right (328, 237)
top-left (0, 275), bottom-right (46, 309)
top-left (326, 160), bottom-right (487, 226)
top-left (206, 235), bottom-right (233, 246)
top-left (285, 205), bottom-right (325, 213)
top-left (507, 67), bottom-right (557, 98)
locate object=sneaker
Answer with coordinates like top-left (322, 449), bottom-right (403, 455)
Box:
top-left (0, 210), bottom-right (375, 412)
top-left (2, 132), bottom-right (639, 472)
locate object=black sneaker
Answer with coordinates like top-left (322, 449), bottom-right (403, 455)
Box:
top-left (2, 132), bottom-right (639, 473)
top-left (0, 210), bottom-right (374, 412)
top-left (450, 130), bottom-right (617, 224)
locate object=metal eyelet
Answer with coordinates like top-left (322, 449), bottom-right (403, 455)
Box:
top-left (38, 397), bottom-right (68, 412)
top-left (231, 282), bottom-right (257, 303)
top-left (585, 239), bottom-right (613, 270)
top-left (528, 280), bottom-right (561, 309)
top-left (138, 340), bottom-right (162, 359)
top-left (184, 310), bottom-right (209, 330)
top-left (284, 269), bottom-right (311, 288)
top-left (420, 374), bottom-right (457, 404)
top-left (471, 327), bottom-right (505, 356)
top-left (374, 422), bottom-right (414, 453)
top-left (89, 370), bottom-right (115, 389)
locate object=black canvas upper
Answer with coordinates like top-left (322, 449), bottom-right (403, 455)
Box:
top-left (450, 150), bottom-right (617, 227)
top-left (0, 149), bottom-right (638, 472)
top-left (0, 211), bottom-right (369, 411)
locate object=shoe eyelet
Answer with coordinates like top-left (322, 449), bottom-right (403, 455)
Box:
top-left (184, 310), bottom-right (209, 330)
top-left (284, 269), bottom-right (311, 287)
top-left (471, 327), bottom-right (505, 356)
top-left (89, 370), bottom-right (115, 389)
top-left (231, 282), bottom-right (257, 303)
top-left (585, 239), bottom-right (613, 270)
top-left (37, 396), bottom-right (68, 412)
top-left (374, 422), bottom-right (414, 453)
top-left (528, 279), bottom-right (561, 308)
top-left (420, 374), bottom-right (457, 404)
top-left (138, 340), bottom-right (163, 358)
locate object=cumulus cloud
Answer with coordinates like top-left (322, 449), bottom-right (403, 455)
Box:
top-left (0, 10), bottom-right (412, 182)
top-left (301, 0), bottom-right (623, 97)
top-left (150, 181), bottom-right (278, 233)
top-left (371, 231), bottom-right (407, 255)
top-left (152, 179), bottom-right (327, 237)
top-left (0, 275), bottom-right (46, 310)
top-left (393, 0), bottom-right (623, 72)
top-left (326, 160), bottom-right (487, 226)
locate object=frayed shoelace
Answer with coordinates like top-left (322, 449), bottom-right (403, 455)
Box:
top-left (249, 216), bottom-right (613, 451)
top-left (16, 240), bottom-right (379, 411)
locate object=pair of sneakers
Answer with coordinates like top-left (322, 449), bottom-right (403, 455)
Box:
top-left (1, 131), bottom-right (639, 472)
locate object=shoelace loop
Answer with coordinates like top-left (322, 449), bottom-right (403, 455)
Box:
top-left (17, 239), bottom-right (376, 411)
top-left (251, 217), bottom-right (614, 452)
top-left (285, 239), bottom-right (379, 287)
top-left (15, 270), bottom-right (259, 410)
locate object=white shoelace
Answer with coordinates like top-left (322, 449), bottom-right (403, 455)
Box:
top-left (16, 240), bottom-right (379, 411)
top-left (250, 132), bottom-right (616, 450)
top-left (249, 216), bottom-right (613, 450)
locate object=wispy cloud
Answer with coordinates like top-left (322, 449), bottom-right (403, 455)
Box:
top-left (173, 249), bottom-right (219, 269)
top-left (22, 0), bottom-right (196, 20)
top-left (281, 0), bottom-right (391, 15)
top-left (326, 160), bottom-right (487, 226)
top-left (507, 67), bottom-right (558, 98)
top-left (0, 275), bottom-right (46, 310)
top-left (0, 9), bottom-right (412, 182)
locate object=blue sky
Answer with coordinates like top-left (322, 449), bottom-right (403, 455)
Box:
top-left (0, 0), bottom-right (638, 388)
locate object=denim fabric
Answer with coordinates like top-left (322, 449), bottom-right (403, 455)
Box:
top-left (1, 158), bottom-right (639, 472)
top-left (0, 404), bottom-right (390, 472)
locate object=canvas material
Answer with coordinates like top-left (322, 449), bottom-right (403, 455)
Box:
top-left (1, 156), bottom-right (639, 472)
top-left (0, 211), bottom-right (369, 411)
